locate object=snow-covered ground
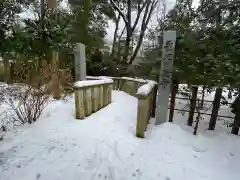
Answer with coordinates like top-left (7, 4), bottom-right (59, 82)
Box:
top-left (0, 90), bottom-right (240, 180)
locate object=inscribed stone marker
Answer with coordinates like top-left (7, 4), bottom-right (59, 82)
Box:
top-left (74, 43), bottom-right (86, 81)
top-left (155, 30), bottom-right (176, 125)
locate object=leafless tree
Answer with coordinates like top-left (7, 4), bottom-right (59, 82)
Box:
top-left (110, 0), bottom-right (159, 63)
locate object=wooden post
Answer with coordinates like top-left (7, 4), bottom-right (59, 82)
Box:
top-left (74, 43), bottom-right (86, 81)
top-left (208, 87), bottom-right (222, 130)
top-left (75, 89), bottom-right (84, 119)
top-left (136, 96), bottom-right (148, 138)
top-left (151, 85), bottom-right (157, 117)
top-left (169, 80), bottom-right (178, 122)
top-left (156, 30), bottom-right (177, 125)
top-left (187, 86), bottom-right (198, 126)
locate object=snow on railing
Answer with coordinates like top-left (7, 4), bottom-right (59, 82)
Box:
top-left (111, 77), bottom-right (157, 138)
top-left (73, 77), bottom-right (113, 119)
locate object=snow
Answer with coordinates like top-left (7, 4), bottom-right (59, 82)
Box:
top-left (0, 89), bottom-right (240, 180)
top-left (87, 76), bottom-right (113, 80)
top-left (121, 77), bottom-right (157, 84)
top-left (137, 81), bottom-right (155, 96)
top-left (74, 79), bottom-right (113, 88)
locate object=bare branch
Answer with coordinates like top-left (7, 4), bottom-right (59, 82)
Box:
top-left (110, 0), bottom-right (128, 24)
top-left (132, 0), bottom-right (148, 32)
top-left (144, 0), bottom-right (158, 27)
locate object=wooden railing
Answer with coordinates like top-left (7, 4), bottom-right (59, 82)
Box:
top-left (73, 78), bottom-right (113, 119)
top-left (112, 77), bottom-right (148, 96)
top-left (111, 77), bottom-right (157, 138)
top-left (135, 82), bottom-right (157, 138)
top-left (74, 76), bottom-right (157, 138)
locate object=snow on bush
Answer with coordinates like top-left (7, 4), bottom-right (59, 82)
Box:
top-left (4, 84), bottom-right (51, 124)
top-left (0, 61), bottom-right (72, 139)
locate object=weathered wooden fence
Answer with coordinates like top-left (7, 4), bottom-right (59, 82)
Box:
top-left (74, 78), bottom-right (113, 119)
top-left (74, 76), bottom-right (157, 138)
top-left (111, 77), bottom-right (157, 138)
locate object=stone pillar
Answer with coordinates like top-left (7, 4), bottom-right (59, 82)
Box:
top-left (74, 43), bottom-right (86, 81)
top-left (155, 30), bottom-right (177, 125)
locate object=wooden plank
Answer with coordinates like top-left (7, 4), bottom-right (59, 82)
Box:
top-left (113, 79), bottom-right (119, 90)
top-left (146, 96), bottom-right (151, 130)
top-left (95, 86), bottom-right (100, 110)
top-left (133, 82), bottom-right (138, 95)
top-left (75, 89), bottom-right (84, 119)
top-left (120, 79), bottom-right (126, 91)
top-left (83, 88), bottom-right (92, 117)
top-left (103, 84), bottom-right (108, 106)
top-left (127, 81), bottom-right (135, 95)
top-left (92, 86), bottom-right (98, 112)
top-left (108, 84), bottom-right (113, 104)
top-left (136, 97), bottom-right (148, 138)
top-left (99, 86), bottom-right (104, 108)
top-left (87, 88), bottom-right (92, 115)
top-left (151, 85), bottom-right (158, 117)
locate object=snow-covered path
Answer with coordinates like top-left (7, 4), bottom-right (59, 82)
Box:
top-left (0, 91), bottom-right (240, 180)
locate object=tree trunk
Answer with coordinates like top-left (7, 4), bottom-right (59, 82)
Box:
top-left (231, 115), bottom-right (239, 135)
top-left (169, 79), bottom-right (178, 122)
top-left (117, 27), bottom-right (125, 58)
top-left (193, 109), bottom-right (201, 135)
top-left (200, 85), bottom-right (205, 108)
top-left (48, 0), bottom-right (61, 99)
top-left (208, 87), bottom-right (222, 130)
top-left (111, 13), bottom-right (120, 58)
top-left (130, 30), bottom-right (144, 63)
top-left (123, 0), bottom-right (132, 62)
top-left (123, 29), bottom-right (131, 61)
top-left (188, 86), bottom-right (198, 126)
top-left (129, 0), bottom-right (157, 64)
top-left (3, 55), bottom-right (11, 84)
top-left (228, 87), bottom-right (232, 99)
top-left (40, 0), bottom-right (45, 21)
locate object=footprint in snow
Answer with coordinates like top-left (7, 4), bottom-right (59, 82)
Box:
top-left (48, 146), bottom-right (55, 153)
top-left (16, 164), bottom-right (21, 168)
top-left (192, 146), bottom-right (208, 153)
top-left (132, 168), bottom-right (142, 177)
top-left (36, 173), bottom-right (41, 179)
